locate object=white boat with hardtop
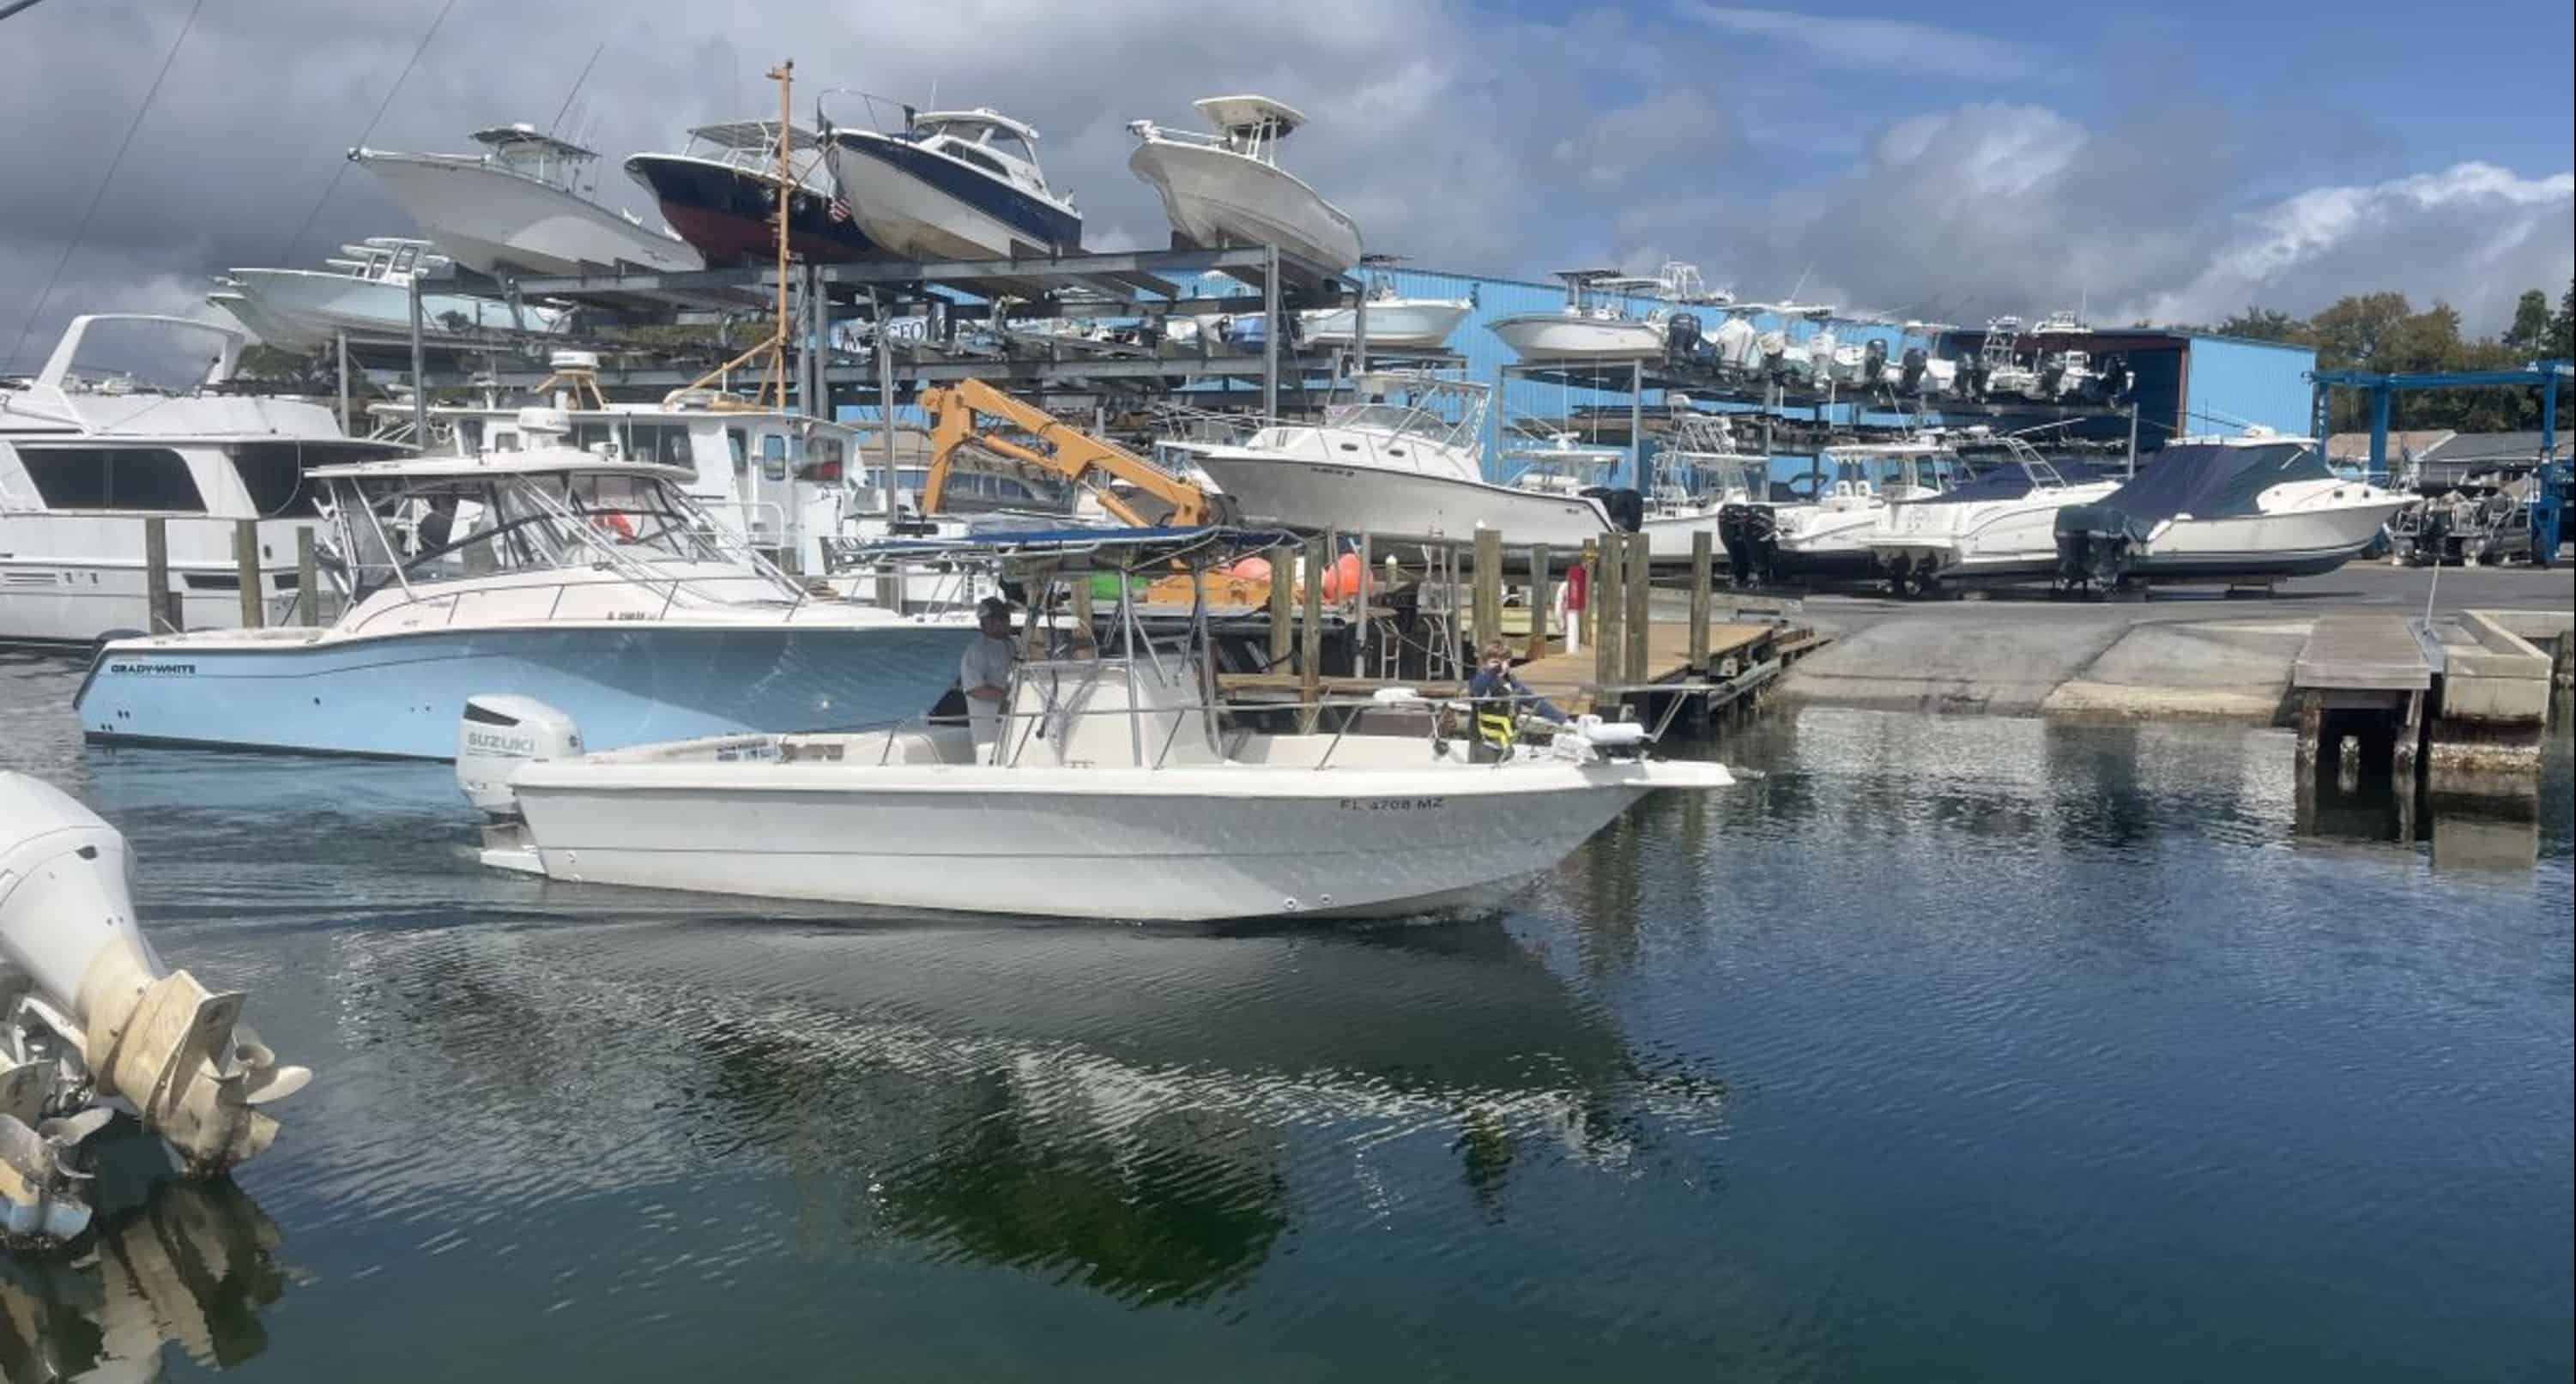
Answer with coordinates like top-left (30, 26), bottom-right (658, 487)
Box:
top-left (1126, 95), bottom-right (1362, 290)
top-left (351, 124), bottom-right (702, 276)
top-left (458, 530), bottom-right (1734, 922)
top-left (2053, 431), bottom-right (2410, 588)
top-left (1871, 440), bottom-right (2118, 592)
top-left (72, 413), bottom-right (971, 758)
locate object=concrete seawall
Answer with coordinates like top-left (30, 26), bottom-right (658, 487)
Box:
top-left (1774, 565), bottom-right (2573, 725)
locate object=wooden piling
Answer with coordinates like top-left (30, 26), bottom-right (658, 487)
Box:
top-left (1688, 529), bottom-right (1714, 673)
top-left (1069, 564), bottom-right (1094, 639)
top-left (296, 527), bottom-right (319, 626)
top-left (1525, 543), bottom-right (1552, 662)
top-left (234, 519), bottom-right (263, 629)
top-left (1623, 531), bottom-right (1650, 686)
top-left (1591, 537), bottom-right (1622, 696)
top-left (142, 517), bottom-right (175, 634)
top-left (1267, 539), bottom-right (1295, 669)
top-left (1472, 528), bottom-right (1503, 656)
top-left (1300, 535), bottom-right (1326, 723)
top-left (1353, 532), bottom-right (1373, 677)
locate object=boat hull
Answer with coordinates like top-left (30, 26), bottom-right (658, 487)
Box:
top-left (824, 132), bottom-right (1080, 260)
top-left (0, 514), bottom-right (320, 646)
top-left (1869, 487), bottom-right (2120, 583)
top-left (503, 762), bottom-right (1711, 921)
top-left (623, 154), bottom-right (876, 267)
top-left (353, 153), bottom-right (701, 275)
top-left (1126, 142), bottom-right (1362, 285)
top-left (1189, 450), bottom-right (1614, 547)
top-left (1298, 299), bottom-right (1472, 349)
top-left (1488, 314), bottom-right (1663, 361)
top-left (216, 269), bottom-right (565, 348)
top-left (71, 624), bottom-right (972, 759)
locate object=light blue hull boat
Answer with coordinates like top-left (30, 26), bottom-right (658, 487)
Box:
top-left (73, 624), bottom-right (976, 760)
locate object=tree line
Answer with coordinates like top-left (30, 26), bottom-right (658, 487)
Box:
top-left (2188, 279), bottom-right (2573, 434)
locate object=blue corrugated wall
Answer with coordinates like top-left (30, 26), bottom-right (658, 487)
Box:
top-left (2179, 335), bottom-right (2316, 440)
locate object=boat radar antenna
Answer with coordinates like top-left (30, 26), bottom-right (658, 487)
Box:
top-left (666, 58), bottom-right (800, 412)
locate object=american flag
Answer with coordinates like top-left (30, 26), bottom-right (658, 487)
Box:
top-left (827, 196), bottom-right (852, 224)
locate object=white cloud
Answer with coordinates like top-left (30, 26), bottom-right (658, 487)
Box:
top-left (2132, 162), bottom-right (2575, 332)
top-left (1677, 4), bottom-right (2049, 82)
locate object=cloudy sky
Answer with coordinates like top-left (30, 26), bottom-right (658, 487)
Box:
top-left (3, 0), bottom-right (2570, 371)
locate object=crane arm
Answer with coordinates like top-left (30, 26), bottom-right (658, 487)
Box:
top-left (922, 378), bottom-right (1216, 528)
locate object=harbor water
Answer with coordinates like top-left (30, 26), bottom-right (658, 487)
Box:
top-left (3, 649), bottom-right (2567, 1381)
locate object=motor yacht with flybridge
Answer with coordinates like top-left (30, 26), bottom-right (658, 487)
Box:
top-left (822, 104), bottom-right (1080, 260)
top-left (457, 528), bottom-right (1736, 923)
top-left (73, 411), bottom-right (973, 759)
top-left (2053, 430), bottom-right (2410, 589)
top-left (351, 124), bottom-right (702, 276)
top-left (2, 315), bottom-right (408, 646)
top-left (1126, 95), bottom-right (1362, 291)
top-left (1177, 372), bottom-right (1629, 549)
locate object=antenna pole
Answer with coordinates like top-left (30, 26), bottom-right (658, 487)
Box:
top-left (771, 57), bottom-right (794, 409)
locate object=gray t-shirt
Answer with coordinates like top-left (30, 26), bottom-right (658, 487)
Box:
top-left (960, 635), bottom-right (1017, 739)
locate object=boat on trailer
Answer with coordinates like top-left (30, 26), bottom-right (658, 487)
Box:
top-left (2053, 431), bottom-right (2410, 589)
top-left (1721, 441), bottom-right (1961, 584)
top-left (72, 414), bottom-right (973, 759)
top-left (1869, 440), bottom-right (2118, 593)
top-left (459, 529), bottom-right (1735, 922)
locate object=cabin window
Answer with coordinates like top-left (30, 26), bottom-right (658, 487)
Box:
top-left (945, 142), bottom-right (1007, 178)
top-left (492, 430), bottom-right (520, 452)
top-left (727, 426), bottom-right (749, 475)
top-left (760, 433), bottom-right (788, 481)
top-left (15, 447), bottom-right (205, 511)
top-left (795, 436), bottom-right (844, 483)
top-left (457, 420), bottom-right (486, 455)
top-left (228, 444), bottom-right (327, 517)
top-left (984, 131), bottom-right (1033, 166)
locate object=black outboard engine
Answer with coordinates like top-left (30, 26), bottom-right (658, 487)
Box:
top-left (2052, 502), bottom-right (2139, 592)
top-left (1861, 338), bottom-right (1889, 387)
top-left (1898, 346), bottom-right (1928, 394)
top-left (1581, 487), bottom-right (1646, 532)
top-left (1665, 311), bottom-right (1703, 359)
top-left (2038, 359), bottom-right (2066, 398)
top-left (1961, 358), bottom-right (1988, 401)
top-left (2096, 354), bottom-right (2131, 402)
top-left (1717, 502), bottom-right (1781, 585)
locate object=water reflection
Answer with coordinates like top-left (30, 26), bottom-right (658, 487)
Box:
top-left (0, 1131), bottom-right (286, 1383)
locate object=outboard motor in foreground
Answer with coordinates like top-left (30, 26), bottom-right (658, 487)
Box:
top-left (0, 774), bottom-right (310, 1246)
top-left (457, 695), bottom-right (585, 873)
top-left (1579, 487), bottom-right (1647, 533)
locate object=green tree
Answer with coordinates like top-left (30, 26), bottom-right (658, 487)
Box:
top-left (2503, 289), bottom-right (2552, 351)
top-left (2306, 291), bottom-right (2413, 372)
top-left (2216, 305), bottom-right (2306, 342)
top-left (2549, 278), bottom-right (2574, 359)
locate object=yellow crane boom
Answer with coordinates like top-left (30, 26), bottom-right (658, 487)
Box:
top-left (920, 378), bottom-right (1218, 528)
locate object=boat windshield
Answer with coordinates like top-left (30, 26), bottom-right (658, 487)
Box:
top-left (330, 468), bottom-right (748, 599)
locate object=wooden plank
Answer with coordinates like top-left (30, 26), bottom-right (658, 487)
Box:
top-left (1525, 543), bottom-right (1552, 663)
top-left (1622, 531), bottom-right (1650, 686)
top-left (1266, 539), bottom-right (1294, 668)
top-left (1591, 539), bottom-right (1620, 692)
top-left (1300, 535), bottom-right (1326, 717)
top-left (234, 519), bottom-right (263, 629)
top-left (1472, 528), bottom-right (1503, 655)
top-left (1688, 530), bottom-right (1713, 672)
top-left (296, 527), bottom-right (319, 626)
top-left (2293, 613), bottom-right (2432, 691)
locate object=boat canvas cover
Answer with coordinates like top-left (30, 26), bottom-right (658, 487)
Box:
top-left (1919, 460), bottom-right (2105, 505)
top-left (2056, 442), bottom-right (2326, 540)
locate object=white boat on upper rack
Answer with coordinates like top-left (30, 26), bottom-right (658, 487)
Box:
top-left (1177, 372), bottom-right (1624, 548)
top-left (71, 410), bottom-right (974, 759)
top-left (1297, 255), bottom-right (1472, 350)
top-left (1126, 95), bottom-right (1362, 290)
top-left (209, 238), bottom-right (571, 350)
top-left (823, 105), bottom-right (1081, 260)
top-left (457, 529), bottom-right (1736, 922)
top-left (350, 124), bottom-right (702, 276)
top-left (1719, 440), bottom-right (1962, 583)
top-left (2, 315), bottom-right (407, 646)
top-left (2052, 430), bottom-right (2410, 589)
top-left (1488, 269), bottom-right (1672, 362)
top-left (1869, 440), bottom-right (2118, 592)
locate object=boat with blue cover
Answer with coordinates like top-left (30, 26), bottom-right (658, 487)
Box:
top-left (72, 413), bottom-right (972, 759)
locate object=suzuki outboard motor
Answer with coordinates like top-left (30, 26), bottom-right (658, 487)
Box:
top-left (457, 696), bottom-right (585, 873)
top-left (0, 774), bottom-right (311, 1245)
